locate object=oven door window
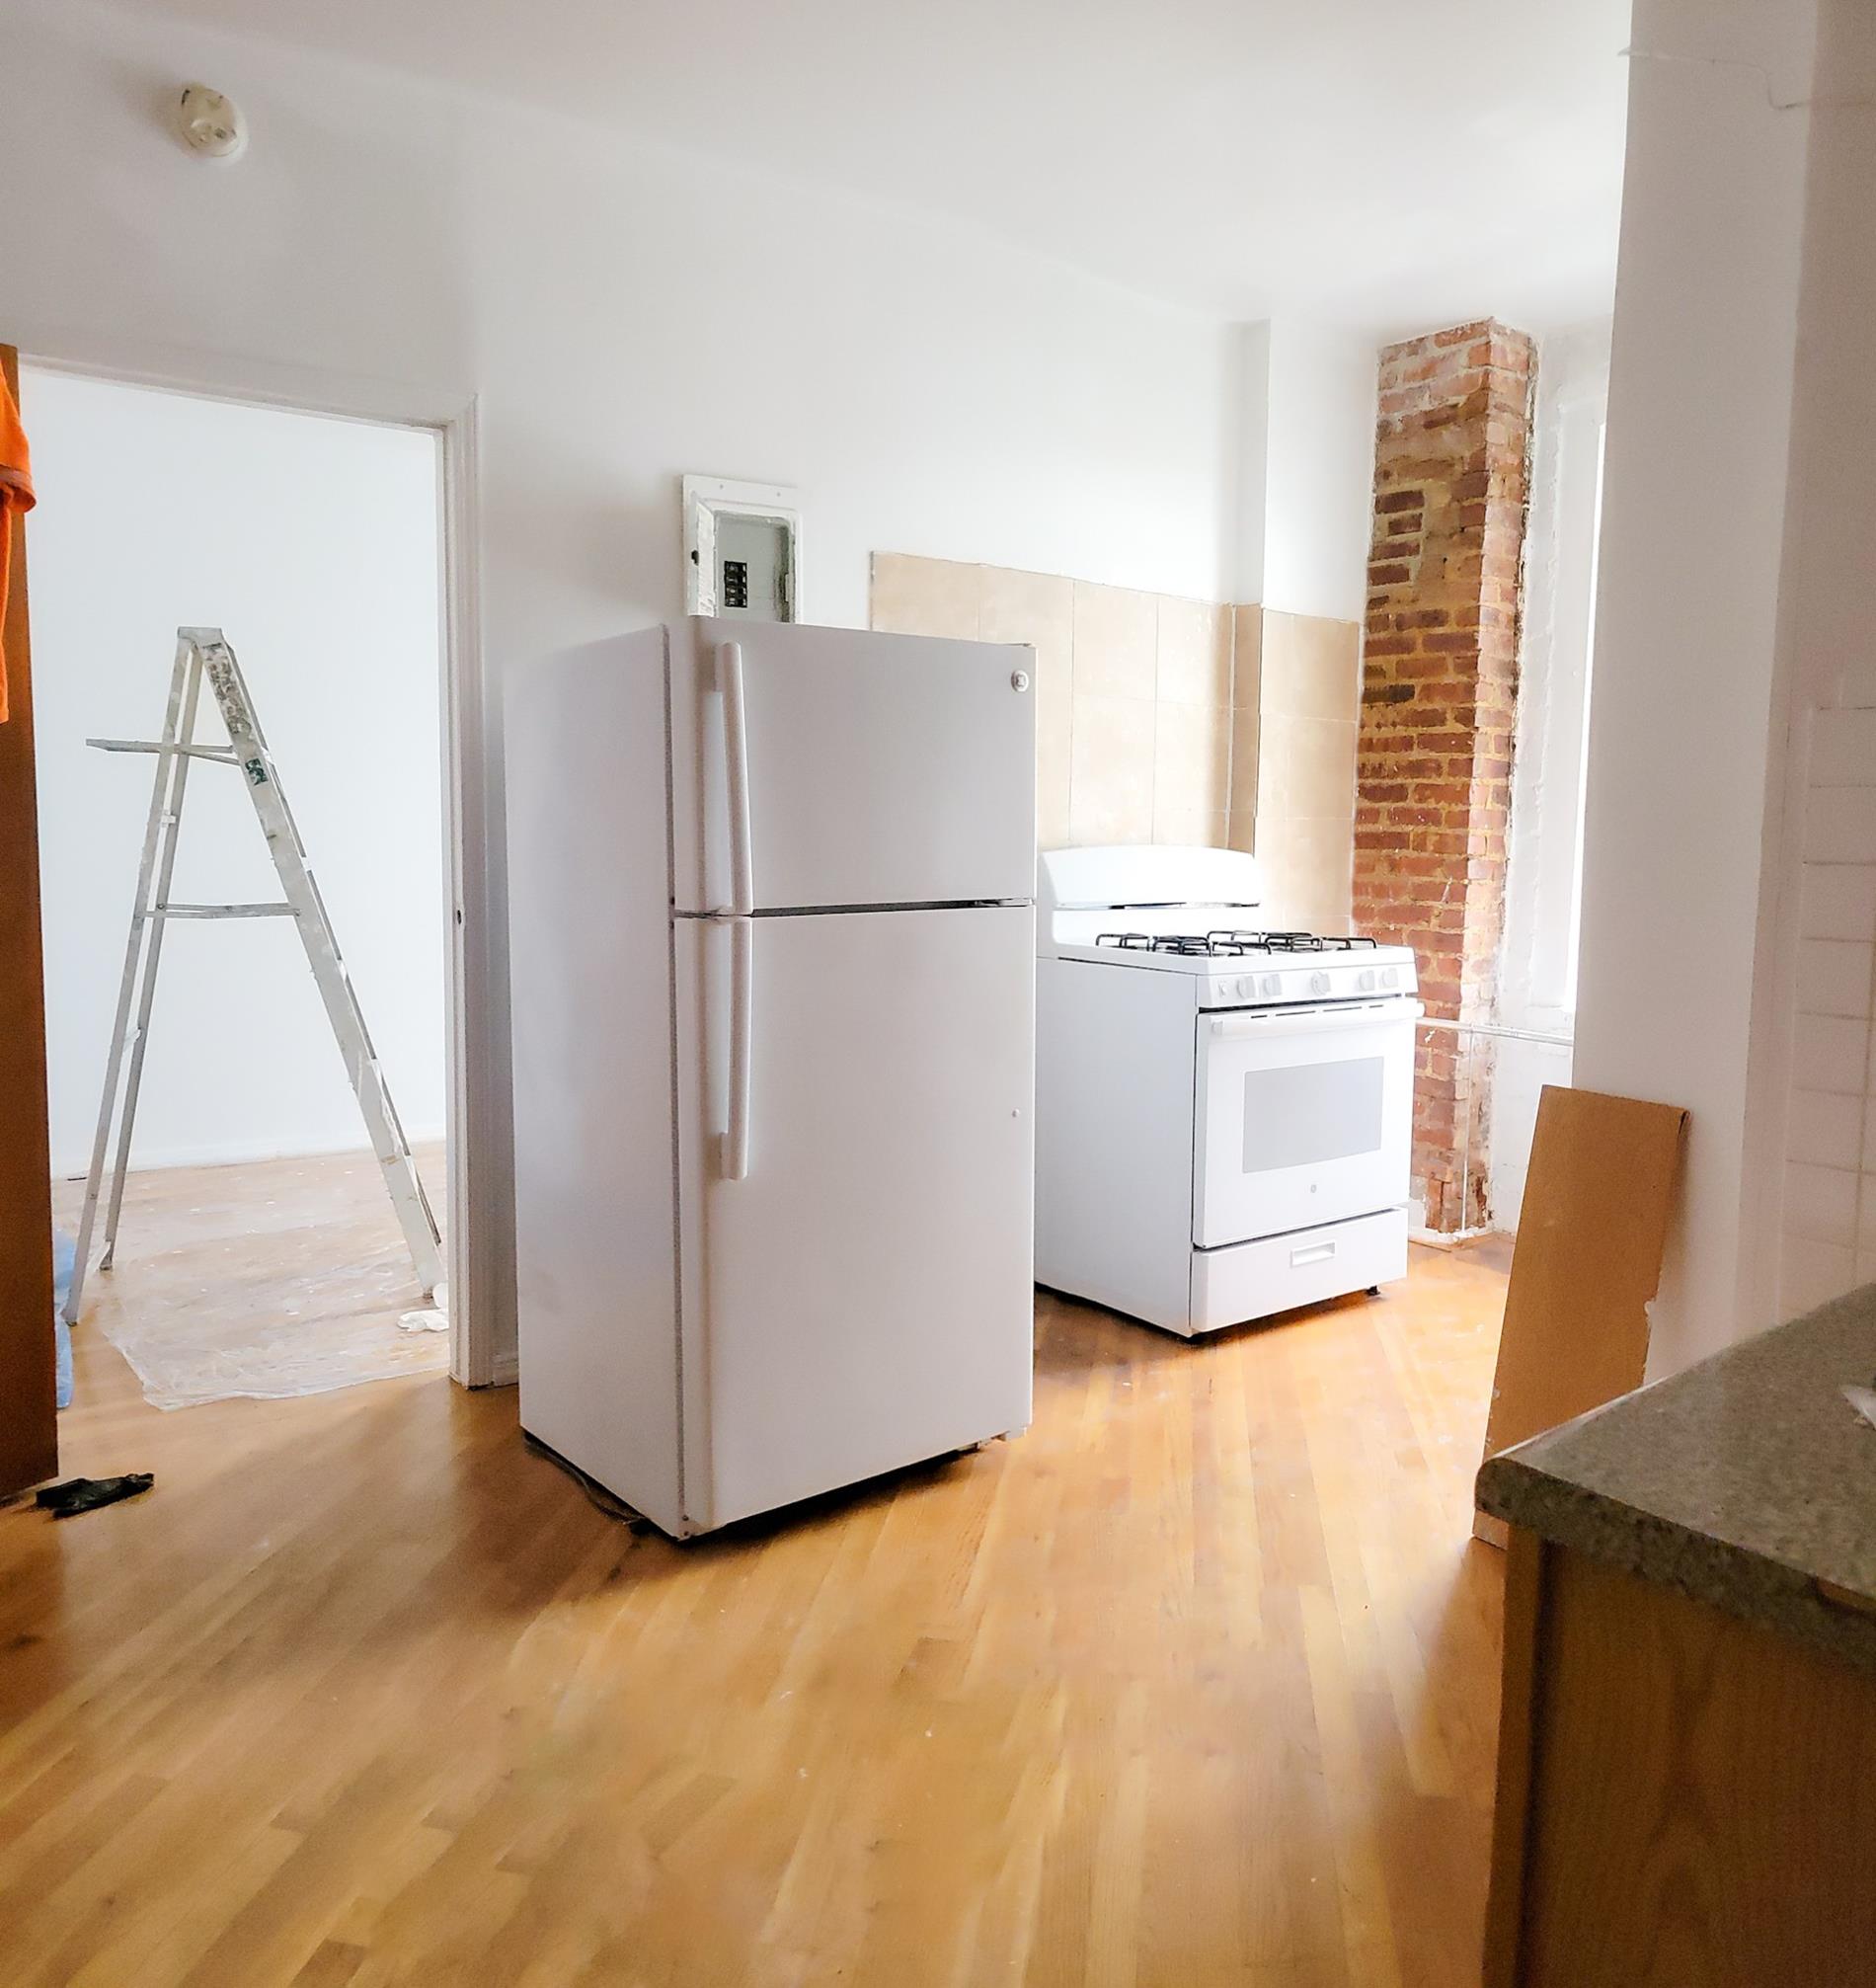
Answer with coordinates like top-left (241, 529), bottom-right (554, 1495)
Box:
top-left (1240, 1057), bottom-right (1384, 1174)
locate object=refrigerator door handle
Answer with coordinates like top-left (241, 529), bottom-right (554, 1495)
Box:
top-left (714, 640), bottom-right (755, 916)
top-left (716, 915), bottom-right (754, 1181)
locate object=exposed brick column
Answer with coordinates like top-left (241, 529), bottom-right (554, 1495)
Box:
top-left (1354, 321), bottom-right (1534, 1234)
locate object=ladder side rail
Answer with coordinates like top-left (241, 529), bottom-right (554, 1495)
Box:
top-left (289, 842), bottom-right (446, 1260)
top-left (271, 831), bottom-right (447, 1282)
top-left (97, 643), bottom-right (212, 1267)
top-left (286, 874), bottom-right (446, 1283)
top-left (63, 638), bottom-right (194, 1323)
top-left (209, 639), bottom-right (445, 1289)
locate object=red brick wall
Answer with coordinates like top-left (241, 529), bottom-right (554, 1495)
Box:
top-left (1354, 321), bottom-right (1534, 1233)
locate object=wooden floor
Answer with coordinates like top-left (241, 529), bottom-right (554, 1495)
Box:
top-left (1, 1235), bottom-right (1511, 1987)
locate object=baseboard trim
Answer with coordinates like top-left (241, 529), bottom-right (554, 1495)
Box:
top-left (50, 1128), bottom-right (449, 1181)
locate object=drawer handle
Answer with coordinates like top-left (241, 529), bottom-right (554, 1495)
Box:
top-left (1290, 1241), bottom-right (1336, 1268)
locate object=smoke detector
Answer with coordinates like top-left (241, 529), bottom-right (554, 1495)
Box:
top-left (175, 84), bottom-right (248, 162)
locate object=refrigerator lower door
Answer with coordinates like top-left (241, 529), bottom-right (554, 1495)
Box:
top-left (672, 904), bottom-right (1034, 1532)
top-left (668, 618), bottom-right (1037, 915)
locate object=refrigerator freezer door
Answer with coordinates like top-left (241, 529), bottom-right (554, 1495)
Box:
top-left (669, 619), bottom-right (1037, 914)
top-left (672, 904), bottom-right (1035, 1532)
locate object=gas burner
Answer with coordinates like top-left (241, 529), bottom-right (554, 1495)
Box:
top-left (1095, 932), bottom-right (1232, 955)
top-left (1094, 931), bottom-right (1220, 954)
top-left (1094, 929), bottom-right (1383, 957)
top-left (1206, 929), bottom-right (1379, 954)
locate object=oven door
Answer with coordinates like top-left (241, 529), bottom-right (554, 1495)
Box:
top-left (1193, 999), bottom-right (1421, 1247)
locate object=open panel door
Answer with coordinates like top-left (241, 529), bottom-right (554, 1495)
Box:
top-left (0, 344), bottom-right (56, 1495)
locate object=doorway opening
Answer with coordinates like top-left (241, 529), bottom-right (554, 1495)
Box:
top-left (27, 365), bottom-right (458, 1412)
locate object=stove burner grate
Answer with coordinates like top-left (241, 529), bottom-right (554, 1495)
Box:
top-left (1207, 929), bottom-right (1379, 954)
top-left (1092, 928), bottom-right (1381, 956)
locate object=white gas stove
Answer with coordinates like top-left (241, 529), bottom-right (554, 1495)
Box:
top-left (1035, 845), bottom-right (1421, 1336)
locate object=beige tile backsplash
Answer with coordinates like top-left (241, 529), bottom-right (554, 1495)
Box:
top-left (1070, 693), bottom-right (1157, 845)
top-left (869, 552), bottom-right (980, 640)
top-left (870, 553), bottom-right (1360, 931)
top-left (1231, 605), bottom-right (1263, 705)
top-left (1259, 609), bottom-right (1362, 724)
top-left (1229, 703), bottom-right (1261, 827)
top-left (1257, 714), bottom-right (1358, 821)
top-left (1069, 583), bottom-right (1158, 700)
top-left (1151, 698), bottom-right (1229, 830)
top-left (1250, 609), bottom-right (1361, 933)
top-left (1155, 596), bottom-right (1233, 706)
top-left (979, 565), bottom-right (1073, 848)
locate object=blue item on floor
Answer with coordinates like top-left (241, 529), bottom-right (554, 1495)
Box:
top-left (51, 1226), bottom-right (75, 1409)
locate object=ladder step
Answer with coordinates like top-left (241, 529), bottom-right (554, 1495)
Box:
top-left (88, 738), bottom-right (241, 762)
top-left (154, 903), bottom-right (298, 919)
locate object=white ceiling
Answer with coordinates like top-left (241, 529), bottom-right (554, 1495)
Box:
top-left (143, 0), bottom-right (1634, 334)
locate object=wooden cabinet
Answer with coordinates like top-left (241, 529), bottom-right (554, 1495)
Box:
top-left (1485, 1528), bottom-right (1876, 1986)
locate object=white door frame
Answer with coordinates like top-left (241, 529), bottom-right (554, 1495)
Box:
top-left (15, 336), bottom-right (498, 1389)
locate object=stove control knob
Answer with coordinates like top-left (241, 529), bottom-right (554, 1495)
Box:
top-left (1261, 974), bottom-right (1281, 997)
top-left (1234, 975), bottom-right (1255, 997)
top-left (1381, 967), bottom-right (1399, 989)
top-left (1358, 968), bottom-right (1377, 992)
top-left (1310, 970), bottom-right (1331, 995)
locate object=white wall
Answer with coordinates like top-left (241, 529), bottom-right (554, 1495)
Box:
top-left (1490, 319), bottom-right (1610, 1230)
top-left (27, 369), bottom-right (446, 1176)
top-left (0, 0), bottom-right (1240, 1369)
top-left (1573, 0), bottom-right (1819, 1376)
top-left (1229, 324), bottom-right (1273, 605)
top-left (1229, 318), bottom-right (1377, 622)
top-left (1259, 321), bottom-right (1379, 624)
top-left (1759, 0), bottom-right (1876, 1320)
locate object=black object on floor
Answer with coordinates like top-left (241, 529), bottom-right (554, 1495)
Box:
top-left (34, 1473), bottom-right (154, 1519)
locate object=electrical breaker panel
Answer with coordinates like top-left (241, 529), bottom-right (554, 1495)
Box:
top-left (682, 477), bottom-right (800, 623)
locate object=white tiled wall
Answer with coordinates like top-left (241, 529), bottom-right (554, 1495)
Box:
top-left (1779, 695), bottom-right (1876, 1314)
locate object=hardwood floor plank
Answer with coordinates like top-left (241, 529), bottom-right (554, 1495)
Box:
top-left (4, 1152), bottom-right (1511, 1985)
top-left (285, 1942), bottom-right (369, 1988)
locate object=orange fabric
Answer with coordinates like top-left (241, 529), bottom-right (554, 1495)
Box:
top-left (0, 371), bottom-right (34, 725)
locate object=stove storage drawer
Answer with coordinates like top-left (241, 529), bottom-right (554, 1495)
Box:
top-left (1190, 1208), bottom-right (1407, 1333)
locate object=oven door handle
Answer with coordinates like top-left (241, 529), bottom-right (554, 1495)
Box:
top-left (1208, 999), bottom-right (1423, 1040)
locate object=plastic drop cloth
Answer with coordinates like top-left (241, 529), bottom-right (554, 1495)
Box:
top-left (52, 1226), bottom-right (75, 1407)
top-left (97, 1257), bottom-right (448, 1409)
top-left (66, 1152), bottom-right (450, 1411)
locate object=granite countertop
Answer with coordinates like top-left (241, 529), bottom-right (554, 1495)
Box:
top-left (1476, 1282), bottom-right (1876, 1674)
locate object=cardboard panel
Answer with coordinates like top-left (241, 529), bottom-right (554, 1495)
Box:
top-left (0, 344), bottom-right (56, 1496)
top-left (1474, 1085), bottom-right (1687, 1547)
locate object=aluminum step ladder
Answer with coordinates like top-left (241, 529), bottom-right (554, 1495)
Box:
top-left (62, 627), bottom-right (444, 1324)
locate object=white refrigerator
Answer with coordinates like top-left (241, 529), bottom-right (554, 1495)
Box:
top-left (505, 617), bottom-right (1037, 1537)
